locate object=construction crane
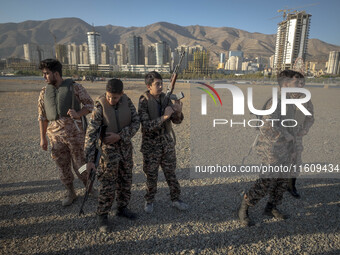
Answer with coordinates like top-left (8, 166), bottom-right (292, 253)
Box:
top-left (277, 8), bottom-right (294, 19)
top-left (270, 2), bottom-right (320, 20)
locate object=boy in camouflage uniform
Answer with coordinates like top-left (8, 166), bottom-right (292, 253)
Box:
top-left (85, 79), bottom-right (140, 233)
top-left (38, 59), bottom-right (94, 207)
top-left (238, 70), bottom-right (311, 227)
top-left (138, 71), bottom-right (188, 213)
top-left (287, 82), bottom-right (314, 198)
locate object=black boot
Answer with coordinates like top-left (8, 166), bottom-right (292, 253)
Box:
top-left (264, 203), bottom-right (288, 219)
top-left (288, 178), bottom-right (300, 199)
top-left (97, 214), bottom-right (109, 233)
top-left (116, 207), bottom-right (137, 220)
top-left (238, 197), bottom-right (252, 227)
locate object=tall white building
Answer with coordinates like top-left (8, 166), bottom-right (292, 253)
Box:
top-left (128, 36), bottom-right (144, 65)
top-left (114, 44), bottom-right (127, 66)
top-left (326, 51), bottom-right (340, 75)
top-left (100, 43), bottom-right (109, 65)
top-left (145, 45), bottom-right (156, 65)
top-left (87, 31), bottom-right (101, 65)
top-left (274, 11), bottom-right (311, 72)
top-left (225, 56), bottom-right (242, 71)
top-left (23, 43), bottom-right (54, 63)
top-left (79, 43), bottom-right (89, 64)
top-left (67, 43), bottom-right (79, 65)
top-left (155, 41), bottom-right (170, 65)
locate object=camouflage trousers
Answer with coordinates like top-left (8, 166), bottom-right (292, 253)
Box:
top-left (294, 135), bottom-right (303, 166)
top-left (47, 127), bottom-right (87, 186)
top-left (142, 146), bottom-right (181, 203)
top-left (245, 177), bottom-right (289, 207)
top-left (97, 144), bottom-right (133, 216)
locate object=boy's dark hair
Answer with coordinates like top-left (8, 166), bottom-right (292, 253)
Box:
top-left (145, 71), bottom-right (162, 86)
top-left (277, 70), bottom-right (304, 87)
top-left (106, 79), bottom-right (123, 94)
top-left (39, 59), bottom-right (62, 77)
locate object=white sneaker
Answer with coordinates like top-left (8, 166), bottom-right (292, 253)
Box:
top-left (172, 200), bottom-right (189, 211)
top-left (144, 202), bottom-right (154, 214)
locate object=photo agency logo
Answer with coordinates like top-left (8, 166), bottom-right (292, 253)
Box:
top-left (197, 82), bottom-right (312, 128)
top-left (196, 82), bottom-right (223, 114)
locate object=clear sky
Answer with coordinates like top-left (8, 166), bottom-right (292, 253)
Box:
top-left (1, 0), bottom-right (339, 46)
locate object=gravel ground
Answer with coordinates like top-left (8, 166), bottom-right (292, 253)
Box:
top-left (0, 78), bottom-right (339, 255)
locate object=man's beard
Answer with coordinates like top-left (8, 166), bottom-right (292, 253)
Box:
top-left (49, 75), bottom-right (57, 86)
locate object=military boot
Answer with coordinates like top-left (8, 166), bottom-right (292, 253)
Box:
top-left (264, 202), bottom-right (288, 219)
top-left (61, 183), bottom-right (77, 207)
top-left (288, 178), bottom-right (300, 199)
top-left (238, 197), bottom-right (252, 227)
top-left (97, 214), bottom-right (109, 233)
top-left (116, 207), bottom-right (137, 220)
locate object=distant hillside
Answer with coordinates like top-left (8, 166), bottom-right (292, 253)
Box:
top-left (1, 17), bottom-right (339, 64)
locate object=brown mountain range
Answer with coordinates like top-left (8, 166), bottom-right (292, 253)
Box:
top-left (1, 17), bottom-right (339, 64)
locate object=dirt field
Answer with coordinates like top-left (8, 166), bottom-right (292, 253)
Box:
top-left (0, 78), bottom-right (339, 254)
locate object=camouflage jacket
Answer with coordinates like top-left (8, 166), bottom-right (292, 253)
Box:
top-left (138, 92), bottom-right (183, 153)
top-left (85, 94), bottom-right (140, 163)
top-left (256, 97), bottom-right (296, 164)
top-left (293, 100), bottom-right (314, 136)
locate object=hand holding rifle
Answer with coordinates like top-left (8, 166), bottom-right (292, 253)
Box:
top-left (161, 51), bottom-right (185, 115)
top-left (79, 125), bottom-right (105, 216)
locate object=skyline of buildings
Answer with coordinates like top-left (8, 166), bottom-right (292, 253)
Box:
top-left (19, 23), bottom-right (339, 76)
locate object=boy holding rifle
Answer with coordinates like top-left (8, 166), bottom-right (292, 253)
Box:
top-left (85, 79), bottom-right (140, 232)
top-left (138, 67), bottom-right (188, 214)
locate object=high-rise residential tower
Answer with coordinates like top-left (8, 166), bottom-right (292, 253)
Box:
top-left (155, 41), bottom-right (170, 65)
top-left (87, 31), bottom-right (101, 65)
top-left (274, 11), bottom-right (311, 73)
top-left (79, 43), bottom-right (89, 64)
top-left (128, 36), bottom-right (144, 65)
top-left (326, 51), bottom-right (340, 75)
top-left (67, 43), bottom-right (80, 65)
top-left (114, 44), bottom-right (127, 66)
top-left (100, 43), bottom-right (109, 65)
top-left (23, 43), bottom-right (54, 64)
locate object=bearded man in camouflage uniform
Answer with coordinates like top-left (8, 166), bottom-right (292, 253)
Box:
top-left (238, 70), bottom-right (313, 227)
top-left (138, 71), bottom-right (188, 214)
top-left (38, 59), bottom-right (94, 207)
top-left (85, 79), bottom-right (140, 233)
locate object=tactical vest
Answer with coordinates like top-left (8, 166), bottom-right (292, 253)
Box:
top-left (44, 79), bottom-right (81, 121)
top-left (97, 93), bottom-right (131, 133)
top-left (293, 106), bottom-right (306, 134)
top-left (143, 91), bottom-right (172, 134)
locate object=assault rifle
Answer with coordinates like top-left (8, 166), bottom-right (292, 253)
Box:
top-left (79, 125), bottom-right (105, 216)
top-left (161, 51), bottom-right (185, 114)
